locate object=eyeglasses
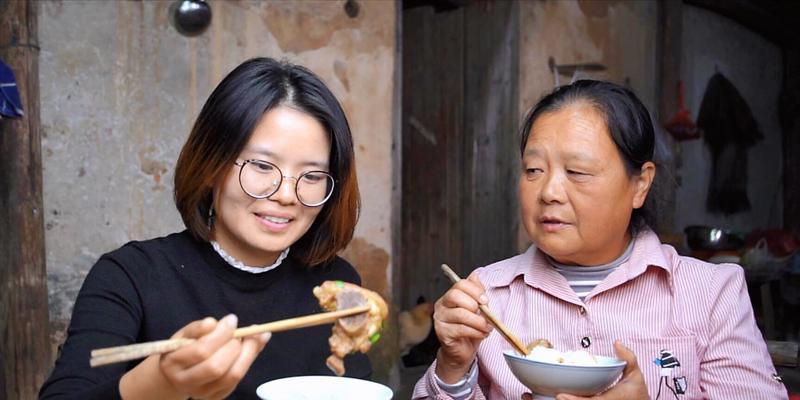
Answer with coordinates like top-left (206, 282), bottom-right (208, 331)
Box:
top-left (234, 159), bottom-right (335, 207)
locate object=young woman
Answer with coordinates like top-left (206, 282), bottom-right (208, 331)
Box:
top-left (414, 80), bottom-right (787, 400)
top-left (40, 57), bottom-right (370, 400)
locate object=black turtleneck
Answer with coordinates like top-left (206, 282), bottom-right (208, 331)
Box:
top-left (39, 230), bottom-right (371, 399)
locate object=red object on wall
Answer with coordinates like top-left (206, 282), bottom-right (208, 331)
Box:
top-left (664, 80), bottom-right (700, 141)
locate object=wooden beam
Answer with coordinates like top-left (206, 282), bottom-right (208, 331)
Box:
top-left (654, 0), bottom-right (683, 235)
top-left (782, 49), bottom-right (800, 237)
top-left (0, 1), bottom-right (52, 398)
top-left (684, 0), bottom-right (800, 48)
top-left (403, 0), bottom-right (471, 12)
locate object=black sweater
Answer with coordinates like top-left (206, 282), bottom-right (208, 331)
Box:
top-left (39, 231), bottom-right (371, 399)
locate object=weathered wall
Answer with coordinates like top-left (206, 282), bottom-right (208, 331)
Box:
top-left (516, 0), bottom-right (659, 248)
top-left (519, 0), bottom-right (658, 117)
top-left (39, 0), bottom-right (396, 379)
top-left (674, 5), bottom-right (783, 232)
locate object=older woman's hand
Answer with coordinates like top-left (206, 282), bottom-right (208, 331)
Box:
top-left (521, 341), bottom-right (648, 400)
top-left (433, 273), bottom-right (493, 383)
top-left (159, 314), bottom-right (271, 399)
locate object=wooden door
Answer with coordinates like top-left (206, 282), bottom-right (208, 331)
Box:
top-left (401, 0), bottom-right (520, 309)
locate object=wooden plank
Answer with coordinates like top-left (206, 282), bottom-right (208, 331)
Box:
top-left (401, 1), bottom-right (520, 309)
top-left (0, 1), bottom-right (53, 398)
top-left (462, 0), bottom-right (519, 274)
top-left (401, 5), bottom-right (465, 308)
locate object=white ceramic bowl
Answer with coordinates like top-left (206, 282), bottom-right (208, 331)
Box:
top-left (503, 350), bottom-right (626, 399)
top-left (256, 375), bottom-right (393, 400)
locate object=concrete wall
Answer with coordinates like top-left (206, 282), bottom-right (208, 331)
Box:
top-left (674, 5), bottom-right (783, 233)
top-left (39, 0), bottom-right (396, 373)
top-left (516, 0), bottom-right (659, 248)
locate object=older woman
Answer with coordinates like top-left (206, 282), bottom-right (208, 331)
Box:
top-left (413, 80), bottom-right (787, 399)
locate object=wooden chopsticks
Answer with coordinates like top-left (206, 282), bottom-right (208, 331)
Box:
top-left (440, 264), bottom-right (530, 355)
top-left (90, 305), bottom-right (370, 367)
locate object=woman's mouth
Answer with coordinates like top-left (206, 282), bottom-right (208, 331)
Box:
top-left (256, 213), bottom-right (293, 232)
top-left (540, 217), bottom-right (569, 233)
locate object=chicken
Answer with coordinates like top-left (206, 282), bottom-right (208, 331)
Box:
top-left (398, 299), bottom-right (434, 355)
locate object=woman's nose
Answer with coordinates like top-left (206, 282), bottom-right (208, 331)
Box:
top-left (269, 176), bottom-right (298, 205)
top-left (540, 172), bottom-right (567, 204)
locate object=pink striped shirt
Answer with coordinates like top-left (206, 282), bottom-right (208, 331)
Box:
top-left (413, 230), bottom-right (788, 399)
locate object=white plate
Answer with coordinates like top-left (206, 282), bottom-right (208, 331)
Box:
top-left (256, 375), bottom-right (393, 400)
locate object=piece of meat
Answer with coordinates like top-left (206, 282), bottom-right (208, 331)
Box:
top-left (313, 280), bottom-right (388, 376)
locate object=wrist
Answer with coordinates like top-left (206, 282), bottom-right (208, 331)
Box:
top-left (119, 355), bottom-right (186, 400)
top-left (435, 349), bottom-right (474, 384)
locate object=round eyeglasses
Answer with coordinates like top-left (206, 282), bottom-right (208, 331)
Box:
top-left (234, 159), bottom-right (335, 207)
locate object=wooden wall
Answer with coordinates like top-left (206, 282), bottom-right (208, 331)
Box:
top-left (401, 1), bottom-right (519, 309)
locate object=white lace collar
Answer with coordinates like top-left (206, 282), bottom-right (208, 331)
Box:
top-left (210, 241), bottom-right (289, 274)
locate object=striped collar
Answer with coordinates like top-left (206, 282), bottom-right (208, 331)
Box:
top-left (483, 229), bottom-right (672, 304)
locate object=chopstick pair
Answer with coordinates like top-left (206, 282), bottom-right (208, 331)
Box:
top-left (90, 305), bottom-right (370, 367)
top-left (440, 264), bottom-right (530, 355)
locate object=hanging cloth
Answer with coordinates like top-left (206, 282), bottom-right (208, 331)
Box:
top-left (696, 72), bottom-right (762, 214)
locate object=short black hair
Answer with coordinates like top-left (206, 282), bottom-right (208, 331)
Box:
top-left (518, 80), bottom-right (656, 230)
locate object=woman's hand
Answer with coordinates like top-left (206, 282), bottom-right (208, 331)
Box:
top-left (433, 273), bottom-right (493, 383)
top-left (521, 341), bottom-right (648, 400)
top-left (158, 314), bottom-right (271, 399)
top-left (119, 314), bottom-right (271, 400)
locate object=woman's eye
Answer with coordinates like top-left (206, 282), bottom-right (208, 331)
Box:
top-left (302, 173), bottom-right (326, 183)
top-left (253, 162), bottom-right (275, 172)
top-left (567, 170), bottom-right (592, 179)
top-left (524, 168), bottom-right (543, 178)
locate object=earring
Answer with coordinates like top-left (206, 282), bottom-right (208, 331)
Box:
top-left (207, 205), bottom-right (215, 229)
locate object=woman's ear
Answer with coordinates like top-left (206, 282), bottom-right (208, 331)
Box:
top-left (632, 161), bottom-right (656, 209)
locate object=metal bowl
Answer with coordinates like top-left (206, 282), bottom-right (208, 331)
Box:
top-left (684, 225), bottom-right (744, 251)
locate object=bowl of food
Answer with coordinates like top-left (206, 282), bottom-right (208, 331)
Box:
top-left (256, 375), bottom-right (393, 400)
top-left (503, 344), bottom-right (626, 399)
